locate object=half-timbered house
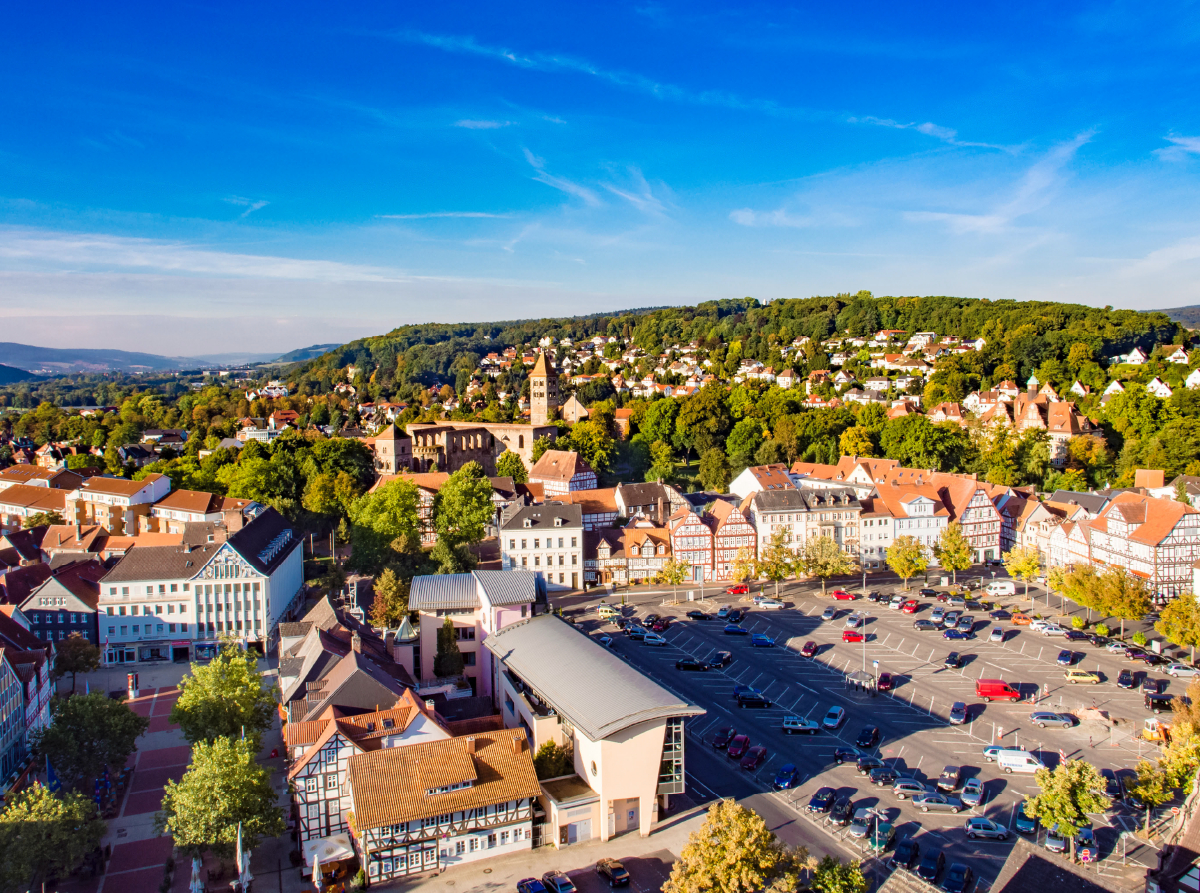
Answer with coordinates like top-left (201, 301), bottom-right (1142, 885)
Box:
top-left (668, 507), bottom-right (713, 582)
top-left (706, 500), bottom-right (756, 581)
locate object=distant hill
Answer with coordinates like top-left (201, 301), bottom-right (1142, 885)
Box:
top-left (271, 343), bottom-right (343, 363)
top-left (0, 342), bottom-right (200, 374)
top-left (190, 351), bottom-right (284, 366)
top-left (0, 364), bottom-right (38, 384)
top-left (1161, 305), bottom-right (1200, 329)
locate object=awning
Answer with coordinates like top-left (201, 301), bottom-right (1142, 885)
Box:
top-left (304, 833), bottom-right (355, 868)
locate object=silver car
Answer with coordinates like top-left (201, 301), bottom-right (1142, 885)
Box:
top-left (989, 627), bottom-right (1005, 643)
top-left (821, 606), bottom-right (837, 621)
top-left (848, 807), bottom-right (877, 839)
top-left (964, 816), bottom-right (1007, 840)
top-left (914, 792), bottom-right (963, 813)
top-left (949, 702), bottom-right (968, 724)
top-left (960, 778), bottom-right (985, 808)
top-left (892, 779), bottom-right (929, 800)
top-left (1030, 711), bottom-right (1074, 728)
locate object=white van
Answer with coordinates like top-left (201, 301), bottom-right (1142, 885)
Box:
top-left (998, 751), bottom-right (1044, 774)
top-left (985, 581), bottom-right (1016, 596)
top-left (597, 604), bottom-right (620, 620)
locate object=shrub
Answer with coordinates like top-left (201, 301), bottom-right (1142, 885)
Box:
top-left (1132, 631), bottom-right (1147, 647)
top-left (351, 868), bottom-right (367, 890)
top-left (1095, 623), bottom-right (1110, 637)
top-left (1072, 616), bottom-right (1087, 630)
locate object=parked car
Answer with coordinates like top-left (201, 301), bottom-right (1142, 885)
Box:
top-left (1105, 640), bottom-right (1128, 653)
top-left (1117, 669), bottom-right (1135, 689)
top-left (937, 766), bottom-right (962, 791)
top-left (675, 657), bottom-right (708, 671)
top-left (964, 816), bottom-right (1006, 840)
top-left (1056, 649), bottom-right (1074, 666)
top-left (1030, 711), bottom-right (1075, 728)
top-left (914, 792), bottom-right (963, 813)
top-left (990, 609), bottom-right (1011, 620)
top-left (856, 756), bottom-right (886, 775)
top-left (961, 778), bottom-right (986, 808)
top-left (956, 616), bottom-right (975, 632)
top-left (716, 605), bottom-right (731, 618)
top-left (732, 684), bottom-right (760, 699)
top-left (949, 702), bottom-right (968, 724)
top-left (1169, 663), bottom-right (1200, 678)
top-left (737, 692), bottom-right (773, 709)
top-left (869, 822), bottom-right (895, 854)
top-left (1087, 633), bottom-right (1111, 647)
top-left (727, 734), bottom-right (750, 758)
top-left (844, 612), bottom-right (863, 628)
top-left (1142, 676), bottom-right (1161, 695)
top-left (919, 588), bottom-right (938, 598)
top-left (870, 766), bottom-right (899, 787)
top-left (848, 807), bottom-right (877, 839)
top-left (1045, 824), bottom-right (1067, 854)
top-left (650, 619), bottom-right (671, 632)
top-left (1014, 801), bottom-right (1038, 834)
top-left (1146, 692), bottom-right (1174, 713)
top-left (830, 797), bottom-right (855, 826)
top-left (821, 606), bottom-right (837, 621)
top-left (1100, 767), bottom-right (1121, 798)
top-left (741, 745), bottom-right (768, 770)
top-left (782, 716), bottom-right (820, 735)
top-left (626, 626), bottom-right (647, 641)
top-left (931, 607), bottom-right (946, 624)
top-left (901, 600), bottom-right (920, 614)
top-left (723, 624), bottom-right (750, 636)
top-left (726, 584), bottom-right (749, 595)
top-left (878, 672), bottom-right (894, 691)
top-left (541, 871), bottom-right (577, 893)
top-left (832, 590), bottom-right (857, 601)
top-left (800, 640), bottom-right (819, 657)
top-left (518, 879), bottom-right (548, 893)
top-left (643, 633), bottom-right (667, 646)
top-left (807, 786), bottom-right (836, 813)
top-left (892, 778), bottom-right (929, 800)
top-left (943, 629), bottom-right (973, 641)
top-left (686, 610), bottom-right (709, 620)
top-left (1075, 827), bottom-right (1098, 861)
top-left (712, 726), bottom-right (736, 749)
top-left (751, 633), bottom-right (775, 648)
top-left (726, 609), bottom-right (744, 624)
top-left (1011, 612), bottom-right (1033, 626)
top-left (916, 849), bottom-right (945, 883)
top-left (914, 619), bottom-right (939, 631)
top-left (772, 763), bottom-right (800, 790)
top-left (644, 613), bottom-right (659, 625)
top-left (942, 862), bottom-right (974, 893)
top-left (596, 859), bottom-right (630, 888)
top-left (842, 630), bottom-right (865, 643)
top-left (833, 746), bottom-right (861, 765)
top-left (856, 726), bottom-right (881, 748)
top-left (1065, 669), bottom-right (1101, 684)
top-left (823, 706), bottom-right (846, 729)
top-left (944, 652), bottom-right (963, 669)
top-left (989, 627), bottom-right (1005, 643)
top-left (709, 650), bottom-right (732, 668)
top-left (1064, 630), bottom-right (1089, 641)
top-left (890, 837), bottom-right (920, 870)
top-left (759, 599), bottom-right (785, 610)
top-left (596, 635), bottom-right (614, 648)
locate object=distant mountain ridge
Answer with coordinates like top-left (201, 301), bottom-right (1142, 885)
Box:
top-left (0, 364), bottom-right (38, 384)
top-left (1161, 305), bottom-right (1200, 329)
top-left (0, 341), bottom-right (338, 375)
top-left (271, 343), bottom-right (342, 363)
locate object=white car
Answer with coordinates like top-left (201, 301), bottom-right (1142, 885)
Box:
top-left (1041, 625), bottom-right (1068, 637)
top-left (643, 633), bottom-right (668, 646)
top-left (1168, 664), bottom-right (1200, 678)
top-left (1029, 619), bottom-right (1050, 632)
top-left (822, 706), bottom-right (846, 729)
top-left (1106, 640), bottom-right (1130, 653)
top-left (889, 595), bottom-right (905, 609)
top-left (758, 599), bottom-right (785, 610)
top-left (989, 627), bottom-right (1005, 643)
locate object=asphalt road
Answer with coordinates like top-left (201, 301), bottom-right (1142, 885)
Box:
top-left (559, 569), bottom-right (1178, 891)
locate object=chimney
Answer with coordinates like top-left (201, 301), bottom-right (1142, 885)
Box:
top-left (222, 507), bottom-right (245, 533)
top-left (74, 520), bottom-right (81, 541)
top-left (351, 631), bottom-right (362, 653)
top-left (464, 737), bottom-right (476, 754)
top-left (657, 495), bottom-right (665, 520)
top-left (384, 630), bottom-right (396, 651)
top-left (511, 736), bottom-right (525, 755)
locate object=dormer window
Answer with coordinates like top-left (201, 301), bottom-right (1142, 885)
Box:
top-left (524, 519), bottom-right (532, 528)
top-left (554, 518), bottom-right (563, 527)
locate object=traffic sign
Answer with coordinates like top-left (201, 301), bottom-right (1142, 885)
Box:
top-left (1173, 807), bottom-right (1181, 815)
top-left (1080, 850), bottom-right (1093, 863)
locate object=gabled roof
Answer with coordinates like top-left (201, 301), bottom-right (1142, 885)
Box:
top-left (0, 484), bottom-right (68, 513)
top-left (1090, 491), bottom-right (1198, 546)
top-left (990, 836), bottom-right (1124, 893)
top-left (290, 649), bottom-right (411, 722)
top-left (557, 488), bottom-right (618, 514)
top-left (529, 450), bottom-right (595, 483)
top-left (483, 614), bottom-right (703, 741)
top-left (75, 474), bottom-right (166, 498)
top-left (0, 564), bottom-right (54, 606)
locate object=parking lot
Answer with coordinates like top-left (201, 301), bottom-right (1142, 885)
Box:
top-left (565, 571), bottom-right (1179, 890)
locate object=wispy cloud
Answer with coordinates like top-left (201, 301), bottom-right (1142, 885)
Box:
top-left (849, 115), bottom-right (1012, 151)
top-left (729, 208), bottom-right (817, 228)
top-left (1155, 135), bottom-right (1200, 161)
top-left (223, 196), bottom-right (270, 218)
top-left (601, 167), bottom-right (667, 216)
top-left (377, 212), bottom-right (510, 219)
top-left (522, 147), bottom-right (602, 206)
top-left (454, 119), bottom-right (513, 129)
top-left (1120, 236), bottom-right (1200, 277)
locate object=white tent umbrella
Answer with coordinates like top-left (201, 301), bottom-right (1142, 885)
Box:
top-left (190, 856), bottom-right (204, 893)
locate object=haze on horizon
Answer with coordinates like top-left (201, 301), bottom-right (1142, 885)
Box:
top-left (2, 1), bottom-right (1199, 356)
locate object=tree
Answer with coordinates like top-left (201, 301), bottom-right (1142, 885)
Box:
top-left (566, 420), bottom-right (616, 473)
top-left (656, 556), bottom-right (692, 603)
top-left (31, 693), bottom-right (148, 793)
top-left (1002, 545), bottom-right (1041, 598)
top-left (664, 798), bottom-right (809, 893)
top-left (532, 741), bottom-right (574, 780)
top-left (434, 616), bottom-right (465, 678)
top-left (1157, 592), bottom-right (1200, 663)
top-left (1126, 760), bottom-right (1174, 835)
top-left (496, 450), bottom-right (528, 483)
top-left (169, 643), bottom-right (278, 746)
top-left (797, 535), bottom-right (854, 595)
top-left (1100, 567), bottom-right (1154, 639)
top-left (698, 448), bottom-right (732, 493)
top-left (531, 435), bottom-right (553, 463)
top-left (348, 477), bottom-right (421, 572)
top-left (431, 537), bottom-right (478, 574)
top-left (647, 440), bottom-right (675, 482)
top-left (434, 461), bottom-right (495, 548)
top-left (933, 522), bottom-right (972, 584)
top-left (886, 536), bottom-right (928, 590)
top-left (757, 529), bottom-right (797, 597)
top-left (838, 426), bottom-right (876, 459)
top-left (368, 567), bottom-right (409, 628)
top-left (731, 547), bottom-right (759, 585)
top-left (22, 511), bottom-right (64, 528)
top-left (52, 633), bottom-right (101, 693)
top-left (1024, 759), bottom-right (1111, 861)
top-left (1062, 563), bottom-right (1103, 620)
top-left (0, 783), bottom-right (106, 892)
top-left (810, 856), bottom-right (867, 893)
top-left (156, 736), bottom-right (284, 859)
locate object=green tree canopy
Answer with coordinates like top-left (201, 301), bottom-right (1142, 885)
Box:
top-left (156, 736), bottom-right (285, 859)
top-left (1100, 567), bottom-right (1155, 639)
top-left (1025, 759), bottom-right (1111, 861)
top-left (0, 783), bottom-right (106, 893)
top-left (169, 643), bottom-right (278, 746)
top-left (1157, 591), bottom-right (1200, 663)
top-left (434, 616), bottom-right (465, 678)
top-left (886, 535), bottom-right (928, 589)
top-left (797, 535), bottom-right (854, 595)
top-left (368, 567), bottom-right (410, 628)
top-left (698, 448), bottom-right (732, 493)
top-left (496, 450), bottom-right (528, 483)
top-left (434, 461), bottom-right (495, 548)
top-left (1002, 545), bottom-right (1041, 597)
top-left (934, 522), bottom-right (972, 584)
top-left (52, 633), bottom-right (101, 693)
top-left (348, 476), bottom-right (421, 572)
top-left (758, 528), bottom-right (796, 597)
top-left (31, 693), bottom-right (148, 793)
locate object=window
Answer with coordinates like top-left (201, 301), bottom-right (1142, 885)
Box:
top-left (520, 539), bottom-right (526, 549)
top-left (326, 774), bottom-right (338, 790)
top-left (120, 626), bottom-right (127, 635)
top-left (119, 606), bottom-right (126, 616)
top-left (557, 537), bottom-right (563, 548)
top-left (305, 777), bottom-right (317, 793)
top-left (156, 604), bottom-right (163, 615)
top-left (534, 539), bottom-right (540, 548)
top-left (487, 833), bottom-right (497, 849)
top-left (534, 556), bottom-right (540, 567)
top-left (509, 539), bottom-right (515, 550)
top-left (571, 537), bottom-right (577, 547)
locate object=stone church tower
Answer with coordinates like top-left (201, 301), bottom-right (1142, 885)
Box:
top-left (529, 350), bottom-right (559, 427)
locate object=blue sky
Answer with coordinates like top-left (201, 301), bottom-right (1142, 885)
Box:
top-left (2, 2), bottom-right (1200, 354)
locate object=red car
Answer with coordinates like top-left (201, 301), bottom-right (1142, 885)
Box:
top-left (800, 640), bottom-right (818, 658)
top-left (831, 590), bottom-right (857, 601)
top-left (878, 672), bottom-right (893, 691)
top-left (900, 600), bottom-right (919, 614)
top-left (727, 734), bottom-right (750, 758)
top-left (651, 619), bottom-right (672, 632)
top-left (727, 584), bottom-right (749, 595)
top-left (740, 745), bottom-right (768, 770)
top-left (842, 630), bottom-right (864, 643)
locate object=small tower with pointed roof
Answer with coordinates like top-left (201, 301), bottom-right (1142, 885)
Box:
top-left (529, 350), bottom-right (559, 427)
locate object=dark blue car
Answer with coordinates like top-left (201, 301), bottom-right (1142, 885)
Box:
top-left (942, 629), bottom-right (973, 640)
top-left (773, 763), bottom-right (800, 790)
top-left (724, 624), bottom-right (750, 636)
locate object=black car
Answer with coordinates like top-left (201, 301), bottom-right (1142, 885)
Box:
top-left (644, 613), bottom-right (659, 625)
top-left (869, 766), bottom-right (898, 787)
top-left (855, 726), bottom-right (881, 749)
top-left (596, 858), bottom-right (630, 888)
top-left (807, 786), bottom-right (836, 813)
top-left (627, 626), bottom-right (647, 640)
top-left (1088, 633), bottom-right (1111, 647)
top-left (1064, 630), bottom-right (1088, 641)
top-left (1142, 676), bottom-right (1161, 695)
top-left (917, 849), bottom-right (945, 883)
top-left (830, 797), bottom-right (854, 826)
top-left (1134, 652), bottom-right (1169, 667)
top-left (944, 652), bottom-right (963, 669)
top-left (833, 747), bottom-right (861, 764)
top-left (867, 591), bottom-right (885, 602)
top-left (891, 837), bottom-right (919, 870)
top-left (942, 863), bottom-right (973, 893)
top-left (712, 726), bottom-right (737, 749)
top-left (856, 756), bottom-right (885, 775)
top-left (990, 609), bottom-right (1011, 620)
top-left (1146, 693), bottom-right (1174, 713)
top-left (919, 588), bottom-right (938, 597)
top-left (727, 609), bottom-right (744, 624)
top-left (737, 693), bottom-right (772, 709)
top-left (686, 610), bottom-right (710, 621)
top-left (1117, 669), bottom-right (1135, 689)
top-left (676, 658), bottom-right (708, 671)
top-left (1100, 767), bottom-right (1121, 798)
top-left (709, 650), bottom-right (733, 668)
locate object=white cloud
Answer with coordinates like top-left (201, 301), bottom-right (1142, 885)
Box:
top-left (1155, 135), bottom-right (1200, 161)
top-left (601, 167), bottom-right (667, 216)
top-left (454, 119), bottom-right (512, 129)
top-left (728, 208), bottom-right (816, 228)
top-left (1120, 236), bottom-right (1200, 277)
top-left (522, 148), bottom-right (602, 206)
top-left (377, 212), bottom-right (510, 219)
top-left (223, 196), bottom-right (270, 218)
top-left (849, 115), bottom-right (1011, 151)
